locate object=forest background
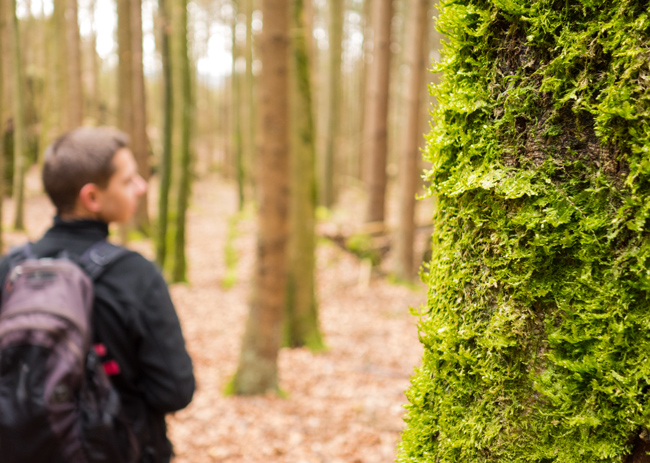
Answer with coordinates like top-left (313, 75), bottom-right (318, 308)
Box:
top-left (0, 0), bottom-right (440, 460)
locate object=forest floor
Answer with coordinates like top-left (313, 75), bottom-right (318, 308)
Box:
top-left (4, 167), bottom-right (429, 463)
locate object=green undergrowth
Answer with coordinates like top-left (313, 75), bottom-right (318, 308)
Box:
top-left (400, 1), bottom-right (650, 462)
top-left (222, 212), bottom-right (243, 289)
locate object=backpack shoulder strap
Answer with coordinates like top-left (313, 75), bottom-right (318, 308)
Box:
top-left (79, 241), bottom-right (129, 281)
top-left (7, 243), bottom-right (34, 267)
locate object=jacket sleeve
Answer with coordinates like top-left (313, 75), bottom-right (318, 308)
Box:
top-left (136, 270), bottom-right (195, 413)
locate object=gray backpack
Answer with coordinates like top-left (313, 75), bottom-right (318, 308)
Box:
top-left (0, 241), bottom-right (137, 463)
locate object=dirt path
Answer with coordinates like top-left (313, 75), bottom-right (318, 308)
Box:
top-left (3, 169), bottom-right (426, 463)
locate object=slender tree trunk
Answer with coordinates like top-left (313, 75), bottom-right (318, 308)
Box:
top-left (285, 0), bottom-right (324, 350)
top-left (117, 0), bottom-right (133, 133)
top-left (65, 0), bottom-right (82, 127)
top-left (11, 0), bottom-right (25, 230)
top-left (363, 0), bottom-right (392, 224)
top-left (394, 0), bottom-right (429, 280)
top-left (53, 0), bottom-right (68, 131)
top-left (320, 0), bottom-right (342, 208)
top-left (171, 0), bottom-right (191, 283)
top-left (232, 0), bottom-right (290, 395)
top-left (38, 0), bottom-right (52, 163)
top-left (244, 0), bottom-right (255, 197)
top-left (131, 0), bottom-right (150, 231)
top-left (358, 0), bottom-right (371, 182)
top-left (232, 0), bottom-right (244, 210)
top-left (155, 0), bottom-right (173, 268)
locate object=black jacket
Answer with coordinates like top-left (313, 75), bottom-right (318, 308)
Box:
top-left (0, 218), bottom-right (195, 463)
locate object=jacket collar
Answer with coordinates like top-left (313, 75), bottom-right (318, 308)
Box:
top-left (45, 216), bottom-right (110, 241)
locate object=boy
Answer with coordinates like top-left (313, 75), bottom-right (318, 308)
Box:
top-left (0, 127), bottom-right (195, 462)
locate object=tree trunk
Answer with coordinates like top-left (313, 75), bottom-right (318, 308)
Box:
top-left (285, 0), bottom-right (324, 350)
top-left (171, 0), bottom-right (191, 283)
top-left (363, 0), bottom-right (392, 224)
top-left (130, 0), bottom-right (150, 231)
top-left (400, 2), bottom-right (650, 462)
top-left (393, 0), bottom-right (429, 281)
top-left (321, 0), bottom-right (342, 208)
top-left (232, 0), bottom-right (289, 395)
top-left (232, 0), bottom-right (245, 210)
top-left (244, 0), bottom-right (255, 198)
top-left (65, 0), bottom-right (82, 127)
top-left (155, 0), bottom-right (173, 268)
top-left (117, 0), bottom-right (133, 134)
top-left (11, 0), bottom-right (25, 230)
top-left (51, 0), bottom-right (67, 132)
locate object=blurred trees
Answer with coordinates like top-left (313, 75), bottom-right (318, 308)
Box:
top-left (0, 0), bottom-right (440, 392)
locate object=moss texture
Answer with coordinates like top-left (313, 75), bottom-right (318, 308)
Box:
top-left (399, 0), bottom-right (650, 461)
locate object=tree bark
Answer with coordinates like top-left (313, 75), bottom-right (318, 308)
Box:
top-left (117, 0), bottom-right (133, 134)
top-left (232, 0), bottom-right (290, 395)
top-left (321, 0), bottom-right (342, 208)
top-left (394, 0), bottom-right (429, 280)
top-left (11, 0), bottom-right (25, 230)
top-left (244, 0), bottom-right (255, 197)
top-left (171, 0), bottom-right (192, 283)
top-left (130, 0), bottom-right (150, 231)
top-left (232, 0), bottom-right (245, 210)
top-left (52, 0), bottom-right (68, 131)
top-left (285, 0), bottom-right (324, 350)
top-left (155, 0), bottom-right (173, 268)
top-left (363, 0), bottom-right (392, 224)
top-left (65, 0), bottom-right (82, 127)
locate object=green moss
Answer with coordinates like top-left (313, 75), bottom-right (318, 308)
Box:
top-left (400, 1), bottom-right (650, 462)
top-left (222, 213), bottom-right (241, 290)
top-left (346, 232), bottom-right (381, 266)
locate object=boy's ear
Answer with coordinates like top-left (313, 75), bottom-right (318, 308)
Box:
top-left (78, 183), bottom-right (102, 213)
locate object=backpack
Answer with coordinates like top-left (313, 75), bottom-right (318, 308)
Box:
top-left (0, 241), bottom-right (138, 463)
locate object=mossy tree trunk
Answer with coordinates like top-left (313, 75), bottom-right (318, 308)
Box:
top-left (155, 0), bottom-right (173, 269)
top-left (285, 0), bottom-right (324, 351)
top-left (400, 1), bottom-right (650, 462)
top-left (363, 0), bottom-right (392, 224)
top-left (321, 0), bottom-right (342, 208)
top-left (393, 0), bottom-right (430, 281)
top-left (171, 0), bottom-right (192, 283)
top-left (11, 0), bottom-right (25, 231)
top-left (232, 0), bottom-right (290, 395)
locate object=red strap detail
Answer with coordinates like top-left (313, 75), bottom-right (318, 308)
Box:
top-left (103, 360), bottom-right (121, 376)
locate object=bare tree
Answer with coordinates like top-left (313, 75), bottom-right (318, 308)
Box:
top-left (156, 0), bottom-right (174, 268)
top-left (363, 0), bottom-right (392, 224)
top-left (65, 0), bottom-right (83, 127)
top-left (394, 0), bottom-right (430, 280)
top-left (321, 0), bottom-right (342, 208)
top-left (285, 0), bottom-right (324, 350)
top-left (11, 0), bottom-right (25, 230)
top-left (231, 0), bottom-right (290, 394)
top-left (131, 0), bottom-right (151, 230)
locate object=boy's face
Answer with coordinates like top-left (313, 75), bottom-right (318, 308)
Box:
top-left (96, 148), bottom-right (147, 224)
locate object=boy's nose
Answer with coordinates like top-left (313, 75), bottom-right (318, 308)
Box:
top-left (136, 175), bottom-right (147, 195)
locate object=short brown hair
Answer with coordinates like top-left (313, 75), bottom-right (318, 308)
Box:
top-left (42, 127), bottom-right (130, 214)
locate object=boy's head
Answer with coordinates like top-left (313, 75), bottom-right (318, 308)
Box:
top-left (42, 127), bottom-right (147, 224)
